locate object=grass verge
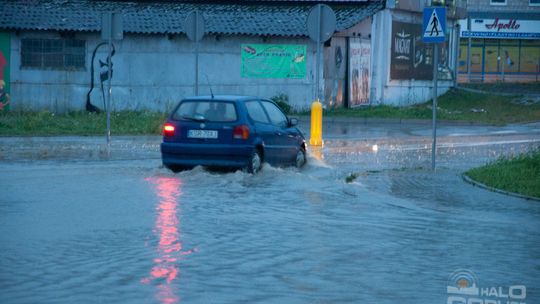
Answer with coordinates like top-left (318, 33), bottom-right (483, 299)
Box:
top-left (465, 150), bottom-right (540, 199)
top-left (461, 82), bottom-right (540, 95)
top-left (315, 88), bottom-right (540, 125)
top-left (1, 86), bottom-right (539, 136)
top-left (0, 111), bottom-right (167, 136)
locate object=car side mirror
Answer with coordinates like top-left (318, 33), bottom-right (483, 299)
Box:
top-left (288, 117), bottom-right (299, 127)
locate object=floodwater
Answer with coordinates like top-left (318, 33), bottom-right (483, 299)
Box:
top-left (0, 122), bottom-right (539, 303)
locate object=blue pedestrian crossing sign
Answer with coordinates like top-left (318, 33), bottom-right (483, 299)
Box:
top-left (423, 7), bottom-right (446, 43)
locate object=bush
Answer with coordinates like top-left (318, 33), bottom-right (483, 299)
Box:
top-left (270, 93), bottom-right (292, 114)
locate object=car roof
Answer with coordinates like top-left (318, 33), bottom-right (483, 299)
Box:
top-left (182, 95), bottom-right (266, 102)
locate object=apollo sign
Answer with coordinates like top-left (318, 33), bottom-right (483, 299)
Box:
top-left (459, 18), bottom-right (540, 39)
top-left (485, 18), bottom-right (520, 31)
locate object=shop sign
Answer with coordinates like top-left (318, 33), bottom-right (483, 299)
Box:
top-left (460, 19), bottom-right (540, 39)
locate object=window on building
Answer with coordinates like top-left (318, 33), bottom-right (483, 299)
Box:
top-left (490, 0), bottom-right (506, 5)
top-left (520, 40), bottom-right (540, 73)
top-left (21, 38), bottom-right (85, 70)
top-left (530, 0), bottom-right (540, 6)
top-left (484, 42), bottom-right (499, 73)
top-left (459, 38), bottom-right (540, 75)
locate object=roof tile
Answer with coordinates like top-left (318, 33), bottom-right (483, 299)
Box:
top-left (0, 0), bottom-right (384, 36)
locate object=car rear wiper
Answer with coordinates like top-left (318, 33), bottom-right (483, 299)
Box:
top-left (180, 114), bottom-right (207, 122)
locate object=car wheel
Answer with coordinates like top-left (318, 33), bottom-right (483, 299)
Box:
top-left (247, 150), bottom-right (262, 174)
top-left (295, 148), bottom-right (306, 168)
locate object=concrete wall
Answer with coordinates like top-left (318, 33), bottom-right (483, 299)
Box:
top-left (467, 0), bottom-right (539, 12)
top-left (370, 8), bottom-right (457, 106)
top-left (10, 31), bottom-right (317, 112)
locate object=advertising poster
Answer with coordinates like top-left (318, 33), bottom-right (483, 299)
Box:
top-left (241, 44), bottom-right (306, 79)
top-left (323, 37), bottom-right (346, 108)
top-left (391, 21), bottom-right (432, 80)
top-left (391, 21), bottom-right (451, 81)
top-left (0, 32), bottom-right (10, 111)
top-left (348, 38), bottom-right (370, 107)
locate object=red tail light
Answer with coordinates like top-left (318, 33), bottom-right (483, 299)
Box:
top-left (233, 125), bottom-right (250, 140)
top-left (163, 123), bottom-right (176, 137)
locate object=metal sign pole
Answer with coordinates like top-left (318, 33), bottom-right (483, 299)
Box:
top-left (467, 17), bottom-right (471, 82)
top-left (101, 12), bottom-right (123, 147)
top-left (502, 48), bottom-right (505, 82)
top-left (315, 5), bottom-right (321, 101)
top-left (307, 4), bottom-right (335, 102)
top-left (432, 44), bottom-right (438, 171)
top-left (107, 36), bottom-right (112, 145)
top-left (306, 4), bottom-right (335, 147)
top-left (195, 10), bottom-right (200, 95)
top-left (423, 6), bottom-right (445, 171)
top-left (184, 10), bottom-right (205, 96)
top-left (195, 42), bottom-right (199, 95)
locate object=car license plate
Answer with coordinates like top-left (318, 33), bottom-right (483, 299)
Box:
top-left (187, 129), bottom-right (218, 139)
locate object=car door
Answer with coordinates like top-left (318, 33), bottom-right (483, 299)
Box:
top-left (244, 100), bottom-right (281, 164)
top-left (260, 100), bottom-right (298, 164)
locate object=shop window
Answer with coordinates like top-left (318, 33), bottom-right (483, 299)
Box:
top-left (490, 0), bottom-right (506, 5)
top-left (470, 46), bottom-right (483, 73)
top-left (21, 38), bottom-right (85, 70)
top-left (484, 45), bottom-right (499, 73)
top-left (499, 40), bottom-right (519, 73)
top-left (459, 38), bottom-right (539, 75)
top-left (500, 47), bottom-right (519, 72)
top-left (519, 46), bottom-right (540, 73)
top-left (458, 44), bottom-right (468, 73)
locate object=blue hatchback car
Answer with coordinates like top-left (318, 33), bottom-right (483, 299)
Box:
top-left (161, 95), bottom-right (307, 173)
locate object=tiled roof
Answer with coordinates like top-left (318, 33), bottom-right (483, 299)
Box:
top-left (0, 0), bottom-right (384, 37)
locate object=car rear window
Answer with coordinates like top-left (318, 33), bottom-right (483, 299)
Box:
top-left (172, 101), bottom-right (238, 122)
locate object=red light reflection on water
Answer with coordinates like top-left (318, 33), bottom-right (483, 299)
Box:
top-left (143, 176), bottom-right (190, 304)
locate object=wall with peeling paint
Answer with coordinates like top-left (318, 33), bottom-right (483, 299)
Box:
top-left (9, 31), bottom-right (318, 112)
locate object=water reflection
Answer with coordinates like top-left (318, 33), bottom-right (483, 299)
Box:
top-left (143, 177), bottom-right (185, 304)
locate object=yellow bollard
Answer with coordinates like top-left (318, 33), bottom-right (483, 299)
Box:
top-left (309, 99), bottom-right (323, 146)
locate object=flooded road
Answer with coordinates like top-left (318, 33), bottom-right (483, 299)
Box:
top-left (1, 122), bottom-right (539, 303)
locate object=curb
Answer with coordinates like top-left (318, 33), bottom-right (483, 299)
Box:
top-left (297, 116), bottom-right (487, 126)
top-left (461, 173), bottom-right (540, 202)
top-left (0, 136), bottom-right (162, 162)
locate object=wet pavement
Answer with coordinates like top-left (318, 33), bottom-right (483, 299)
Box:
top-left (0, 120), bottom-right (539, 303)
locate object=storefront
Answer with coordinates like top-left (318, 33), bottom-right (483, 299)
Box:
top-left (458, 15), bottom-right (540, 82)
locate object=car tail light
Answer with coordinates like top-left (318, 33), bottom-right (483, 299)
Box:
top-left (233, 125), bottom-right (250, 140)
top-left (163, 123), bottom-right (176, 137)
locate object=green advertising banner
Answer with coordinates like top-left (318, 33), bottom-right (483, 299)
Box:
top-left (241, 44), bottom-right (306, 79)
top-left (0, 32), bottom-right (10, 111)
